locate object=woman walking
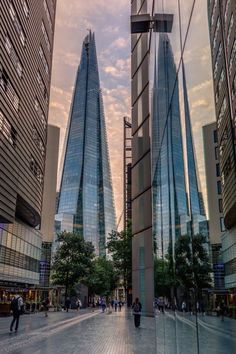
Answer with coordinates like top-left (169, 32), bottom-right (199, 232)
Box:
top-left (132, 297), bottom-right (142, 328)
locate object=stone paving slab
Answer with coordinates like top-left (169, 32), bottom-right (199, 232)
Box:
top-left (0, 309), bottom-right (156, 354)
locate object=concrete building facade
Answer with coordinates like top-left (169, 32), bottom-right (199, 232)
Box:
top-left (208, 0), bottom-right (236, 294)
top-left (203, 122), bottom-right (225, 291)
top-left (0, 0), bottom-right (57, 296)
top-left (40, 124), bottom-right (60, 287)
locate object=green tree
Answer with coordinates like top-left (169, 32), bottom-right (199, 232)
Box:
top-left (106, 221), bottom-right (132, 302)
top-left (51, 231), bottom-right (95, 302)
top-left (85, 257), bottom-right (118, 297)
top-left (154, 257), bottom-right (175, 299)
top-left (174, 234), bottom-right (212, 298)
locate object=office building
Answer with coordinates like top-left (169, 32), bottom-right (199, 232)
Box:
top-left (0, 0), bottom-right (57, 296)
top-left (208, 0), bottom-right (236, 295)
top-left (57, 32), bottom-right (116, 256)
top-left (131, 0), bottom-right (154, 315)
top-left (203, 122), bottom-right (225, 291)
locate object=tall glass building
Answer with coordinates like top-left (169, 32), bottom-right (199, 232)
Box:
top-left (57, 32), bottom-right (116, 256)
top-left (152, 33), bottom-right (207, 259)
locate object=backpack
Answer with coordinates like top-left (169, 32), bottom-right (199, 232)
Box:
top-left (133, 303), bottom-right (140, 313)
top-left (11, 297), bottom-right (19, 312)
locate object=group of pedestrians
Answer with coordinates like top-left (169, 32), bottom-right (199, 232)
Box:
top-left (8, 294), bottom-right (143, 333)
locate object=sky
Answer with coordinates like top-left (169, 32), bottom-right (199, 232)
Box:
top-left (48, 0), bottom-right (215, 225)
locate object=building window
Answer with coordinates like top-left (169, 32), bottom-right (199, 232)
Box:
top-left (21, 0), bottom-right (29, 17)
top-left (218, 69), bottom-right (225, 91)
top-left (32, 127), bottom-right (45, 156)
top-left (232, 73), bottom-right (236, 99)
top-left (221, 156), bottom-right (232, 186)
top-left (41, 21), bottom-right (51, 52)
top-left (5, 36), bottom-right (23, 77)
top-left (0, 111), bottom-right (17, 146)
top-left (9, 2), bottom-right (26, 46)
top-left (39, 46), bottom-right (49, 76)
top-left (213, 129), bottom-right (218, 143)
top-left (225, 0), bottom-right (230, 24)
top-left (218, 97), bottom-right (227, 128)
top-left (216, 163), bottom-right (220, 177)
top-left (213, 18), bottom-right (220, 50)
top-left (0, 67), bottom-right (20, 111)
top-left (215, 147), bottom-right (219, 160)
top-left (37, 71), bottom-right (48, 102)
top-left (227, 13), bottom-right (234, 46)
top-left (43, 0), bottom-right (53, 33)
top-left (220, 217), bottom-right (226, 232)
top-left (217, 180), bottom-right (222, 194)
top-left (29, 156), bottom-right (43, 184)
top-left (34, 98), bottom-right (47, 130)
top-left (219, 198), bottom-right (223, 213)
top-left (229, 39), bottom-right (236, 77)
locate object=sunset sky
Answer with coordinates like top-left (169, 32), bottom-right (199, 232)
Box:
top-left (48, 0), bottom-right (215, 226)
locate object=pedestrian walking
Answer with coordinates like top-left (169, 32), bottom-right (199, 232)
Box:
top-left (114, 298), bottom-right (118, 312)
top-left (220, 300), bottom-right (225, 321)
top-left (10, 294), bottom-right (23, 333)
top-left (76, 299), bottom-right (82, 311)
top-left (181, 301), bottom-right (186, 313)
top-left (132, 297), bottom-right (142, 328)
top-left (118, 300), bottom-right (122, 312)
top-left (65, 297), bottom-right (71, 312)
top-left (42, 297), bottom-right (50, 317)
top-left (101, 298), bottom-right (106, 312)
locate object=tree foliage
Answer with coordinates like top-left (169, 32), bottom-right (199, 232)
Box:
top-left (173, 234), bottom-right (212, 293)
top-left (154, 257), bottom-right (176, 298)
top-left (106, 221), bottom-right (132, 292)
top-left (85, 257), bottom-right (118, 297)
top-left (51, 231), bottom-right (95, 298)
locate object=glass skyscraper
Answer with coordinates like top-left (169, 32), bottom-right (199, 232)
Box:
top-left (152, 33), bottom-right (207, 259)
top-left (57, 32), bottom-right (116, 256)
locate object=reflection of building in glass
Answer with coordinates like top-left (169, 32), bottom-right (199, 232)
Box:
top-left (152, 34), bottom-right (208, 259)
top-left (57, 32), bottom-right (116, 256)
top-left (123, 116), bottom-right (132, 230)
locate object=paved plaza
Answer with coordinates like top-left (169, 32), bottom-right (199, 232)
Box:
top-left (0, 309), bottom-right (235, 353)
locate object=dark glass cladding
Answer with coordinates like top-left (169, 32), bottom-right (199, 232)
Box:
top-left (0, 0), bottom-right (57, 227)
top-left (57, 32), bottom-right (116, 256)
top-left (0, 244), bottom-right (39, 272)
top-left (208, 0), bottom-right (236, 228)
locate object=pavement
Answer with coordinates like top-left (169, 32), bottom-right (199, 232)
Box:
top-left (0, 309), bottom-right (235, 353)
top-left (0, 308), bottom-right (156, 354)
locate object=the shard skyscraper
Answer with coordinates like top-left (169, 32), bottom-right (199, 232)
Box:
top-left (56, 32), bottom-right (116, 256)
top-left (152, 34), bottom-right (207, 259)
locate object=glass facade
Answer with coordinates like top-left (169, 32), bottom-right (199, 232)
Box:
top-left (57, 32), bottom-right (116, 255)
top-left (0, 221), bottom-right (42, 284)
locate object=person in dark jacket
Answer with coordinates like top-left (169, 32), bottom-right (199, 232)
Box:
top-left (132, 297), bottom-right (142, 328)
top-left (10, 294), bottom-right (23, 332)
top-left (65, 297), bottom-right (71, 312)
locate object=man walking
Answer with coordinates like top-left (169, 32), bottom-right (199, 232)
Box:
top-left (132, 297), bottom-right (142, 328)
top-left (10, 294), bottom-right (23, 333)
top-left (65, 297), bottom-right (71, 312)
